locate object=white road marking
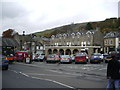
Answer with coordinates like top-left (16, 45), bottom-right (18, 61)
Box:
top-left (9, 69), bottom-right (75, 89)
top-left (30, 76), bottom-right (75, 89)
top-left (9, 69), bottom-right (18, 73)
top-left (19, 72), bottom-right (29, 77)
top-left (49, 70), bottom-right (63, 73)
top-left (26, 73), bottom-right (76, 78)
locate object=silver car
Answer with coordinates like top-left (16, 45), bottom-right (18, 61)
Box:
top-left (60, 55), bottom-right (72, 63)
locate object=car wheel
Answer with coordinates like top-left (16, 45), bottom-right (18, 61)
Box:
top-left (4, 66), bottom-right (8, 70)
top-left (105, 60), bottom-right (107, 63)
top-left (75, 62), bottom-right (77, 64)
top-left (90, 62), bottom-right (93, 64)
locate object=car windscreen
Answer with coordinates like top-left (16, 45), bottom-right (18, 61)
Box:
top-left (61, 55), bottom-right (70, 58)
top-left (76, 54), bottom-right (86, 56)
top-left (48, 55), bottom-right (54, 58)
top-left (92, 55), bottom-right (101, 58)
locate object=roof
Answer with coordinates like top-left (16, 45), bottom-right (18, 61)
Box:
top-left (2, 38), bottom-right (19, 47)
top-left (104, 32), bottom-right (120, 38)
top-left (34, 36), bottom-right (50, 41)
top-left (54, 30), bottom-right (98, 38)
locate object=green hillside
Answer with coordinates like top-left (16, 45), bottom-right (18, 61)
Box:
top-left (33, 17), bottom-right (120, 37)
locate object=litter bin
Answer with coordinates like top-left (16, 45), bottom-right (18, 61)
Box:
top-left (25, 57), bottom-right (31, 64)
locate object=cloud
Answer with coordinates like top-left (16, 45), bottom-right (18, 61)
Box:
top-left (1, 0), bottom-right (119, 35)
top-left (2, 2), bottom-right (28, 19)
top-left (118, 1), bottom-right (120, 17)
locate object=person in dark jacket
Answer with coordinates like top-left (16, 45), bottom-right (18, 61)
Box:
top-left (106, 55), bottom-right (120, 90)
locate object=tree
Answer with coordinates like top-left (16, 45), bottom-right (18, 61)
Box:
top-left (2, 29), bottom-right (14, 38)
top-left (86, 22), bottom-right (93, 30)
top-left (2, 29), bottom-right (18, 38)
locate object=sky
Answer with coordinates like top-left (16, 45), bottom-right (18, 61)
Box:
top-left (1, 0), bottom-right (119, 35)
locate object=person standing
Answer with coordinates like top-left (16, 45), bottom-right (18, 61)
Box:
top-left (106, 55), bottom-right (120, 90)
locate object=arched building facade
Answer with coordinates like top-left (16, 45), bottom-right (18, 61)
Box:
top-left (45, 29), bottom-right (104, 57)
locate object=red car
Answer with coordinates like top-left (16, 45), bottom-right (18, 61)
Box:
top-left (75, 53), bottom-right (88, 64)
top-left (14, 51), bottom-right (29, 62)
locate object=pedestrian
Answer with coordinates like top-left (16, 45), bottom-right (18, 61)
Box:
top-left (106, 55), bottom-right (120, 90)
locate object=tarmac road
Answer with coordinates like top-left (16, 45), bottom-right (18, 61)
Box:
top-left (2, 62), bottom-right (108, 89)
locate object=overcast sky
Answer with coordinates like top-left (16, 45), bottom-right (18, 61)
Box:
top-left (1, 0), bottom-right (119, 35)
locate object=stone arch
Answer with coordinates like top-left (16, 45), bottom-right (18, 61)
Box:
top-left (65, 49), bottom-right (71, 55)
top-left (48, 49), bottom-right (52, 55)
top-left (53, 49), bottom-right (58, 54)
top-left (59, 49), bottom-right (64, 55)
top-left (73, 49), bottom-right (79, 54)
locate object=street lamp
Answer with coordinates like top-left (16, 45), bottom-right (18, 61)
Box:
top-left (20, 31), bottom-right (25, 50)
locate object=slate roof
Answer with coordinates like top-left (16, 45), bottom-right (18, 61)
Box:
top-left (104, 32), bottom-right (120, 38)
top-left (2, 38), bottom-right (19, 47)
top-left (54, 29), bottom-right (98, 38)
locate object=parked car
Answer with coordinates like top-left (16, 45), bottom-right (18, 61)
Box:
top-left (103, 53), bottom-right (109, 59)
top-left (104, 55), bottom-right (112, 63)
top-left (92, 53), bottom-right (103, 62)
top-left (60, 55), bottom-right (72, 63)
top-left (46, 55), bottom-right (60, 63)
top-left (33, 54), bottom-right (40, 61)
top-left (90, 54), bottom-right (102, 64)
top-left (0, 55), bottom-right (9, 70)
top-left (14, 51), bottom-right (29, 62)
top-left (75, 53), bottom-right (88, 64)
top-left (38, 55), bottom-right (46, 62)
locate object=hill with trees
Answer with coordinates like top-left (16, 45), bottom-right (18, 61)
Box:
top-left (32, 17), bottom-right (120, 37)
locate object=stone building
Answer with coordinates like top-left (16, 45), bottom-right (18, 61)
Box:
top-left (21, 35), bottom-right (50, 55)
top-left (104, 32), bottom-right (120, 53)
top-left (45, 29), bottom-right (104, 57)
top-left (2, 29), bottom-right (20, 50)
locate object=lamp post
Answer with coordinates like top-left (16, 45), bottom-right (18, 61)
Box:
top-left (20, 31), bottom-right (25, 51)
top-left (28, 34), bottom-right (34, 64)
top-left (20, 40), bottom-right (22, 50)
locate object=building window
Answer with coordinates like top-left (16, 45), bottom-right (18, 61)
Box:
top-left (69, 42), bottom-right (71, 46)
top-left (105, 40), bottom-right (108, 45)
top-left (81, 42), bottom-right (83, 46)
top-left (71, 33), bottom-right (75, 38)
top-left (72, 42), bottom-right (74, 45)
top-left (51, 35), bottom-right (55, 40)
top-left (83, 42), bottom-right (86, 46)
top-left (59, 34), bottom-right (62, 39)
top-left (87, 41), bottom-right (90, 46)
top-left (109, 40), bottom-right (113, 45)
top-left (36, 46), bottom-right (40, 50)
top-left (63, 34), bottom-right (67, 39)
top-left (77, 32), bottom-right (81, 38)
top-left (66, 42), bottom-right (69, 45)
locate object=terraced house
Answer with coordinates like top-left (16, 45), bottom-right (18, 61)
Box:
top-left (104, 31), bottom-right (120, 53)
top-left (45, 29), bottom-right (104, 57)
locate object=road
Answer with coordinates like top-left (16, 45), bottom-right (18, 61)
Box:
top-left (2, 61), bottom-right (108, 89)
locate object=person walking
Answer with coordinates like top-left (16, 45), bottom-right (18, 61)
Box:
top-left (106, 55), bottom-right (120, 90)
